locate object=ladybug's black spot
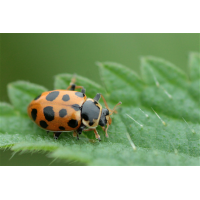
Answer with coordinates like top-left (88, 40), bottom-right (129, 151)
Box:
top-left (31, 109), bottom-right (37, 121)
top-left (75, 92), bottom-right (84, 98)
top-left (59, 109), bottom-right (67, 118)
top-left (43, 106), bottom-right (55, 121)
top-left (62, 94), bottom-right (70, 101)
top-left (71, 104), bottom-right (81, 111)
top-left (40, 120), bottom-right (48, 128)
top-left (46, 91), bottom-right (59, 101)
top-left (68, 119), bottom-right (78, 128)
top-left (34, 94), bottom-right (41, 100)
top-left (59, 126), bottom-right (65, 130)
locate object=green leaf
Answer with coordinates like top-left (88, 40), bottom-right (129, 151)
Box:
top-left (97, 61), bottom-right (144, 105)
top-left (141, 56), bottom-right (188, 87)
top-left (140, 56), bottom-right (199, 123)
top-left (54, 73), bottom-right (105, 98)
top-left (0, 53), bottom-right (199, 165)
top-left (8, 81), bottom-right (47, 114)
top-left (188, 52), bottom-right (200, 101)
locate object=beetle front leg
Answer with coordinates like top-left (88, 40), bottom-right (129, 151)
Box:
top-left (101, 126), bottom-right (109, 138)
top-left (94, 129), bottom-right (101, 141)
top-left (84, 128), bottom-right (101, 141)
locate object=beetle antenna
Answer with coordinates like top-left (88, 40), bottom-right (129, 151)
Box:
top-left (110, 101), bottom-right (122, 115)
top-left (100, 94), bottom-right (121, 115)
top-left (100, 94), bottom-right (110, 111)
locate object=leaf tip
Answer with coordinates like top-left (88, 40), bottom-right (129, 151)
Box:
top-left (95, 61), bottom-right (104, 68)
top-left (7, 82), bottom-right (13, 90)
top-left (189, 51), bottom-right (200, 57)
top-left (140, 56), bottom-right (147, 63)
top-left (140, 56), bottom-right (156, 64)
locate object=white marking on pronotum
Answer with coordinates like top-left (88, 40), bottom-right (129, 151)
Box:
top-left (126, 114), bottom-right (143, 128)
top-left (125, 132), bottom-right (136, 151)
top-left (139, 108), bottom-right (149, 118)
top-left (182, 117), bottom-right (196, 134)
top-left (151, 107), bottom-right (166, 126)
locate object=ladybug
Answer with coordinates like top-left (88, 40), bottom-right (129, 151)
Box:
top-left (27, 77), bottom-right (121, 141)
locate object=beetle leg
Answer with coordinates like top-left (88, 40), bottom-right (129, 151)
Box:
top-left (66, 83), bottom-right (75, 90)
top-left (84, 128), bottom-right (101, 141)
top-left (72, 131), bottom-right (80, 140)
top-left (67, 84), bottom-right (86, 94)
top-left (77, 124), bottom-right (86, 135)
top-left (66, 76), bottom-right (86, 94)
top-left (73, 131), bottom-right (77, 137)
top-left (94, 129), bottom-right (101, 141)
top-left (101, 126), bottom-right (109, 138)
top-left (70, 84), bottom-right (76, 90)
top-left (66, 76), bottom-right (76, 90)
top-left (105, 124), bottom-right (109, 138)
top-left (54, 132), bottom-right (62, 140)
top-left (101, 127), bottom-right (105, 131)
top-left (73, 124), bottom-right (85, 140)
top-left (71, 85), bottom-right (86, 95)
top-left (81, 87), bottom-right (86, 95)
top-left (46, 131), bottom-right (49, 134)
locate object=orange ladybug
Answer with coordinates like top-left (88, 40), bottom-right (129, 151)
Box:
top-left (27, 77), bottom-right (121, 141)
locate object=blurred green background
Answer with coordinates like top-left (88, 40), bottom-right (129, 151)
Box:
top-left (0, 33), bottom-right (199, 165)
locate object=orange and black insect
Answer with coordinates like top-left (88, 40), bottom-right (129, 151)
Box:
top-left (27, 77), bottom-right (121, 141)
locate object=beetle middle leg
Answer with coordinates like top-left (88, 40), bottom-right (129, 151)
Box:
top-left (54, 132), bottom-right (62, 140)
top-left (73, 124), bottom-right (85, 140)
top-left (73, 131), bottom-right (79, 140)
top-left (66, 76), bottom-right (86, 94)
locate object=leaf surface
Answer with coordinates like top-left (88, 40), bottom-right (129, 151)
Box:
top-left (0, 53), bottom-right (199, 165)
